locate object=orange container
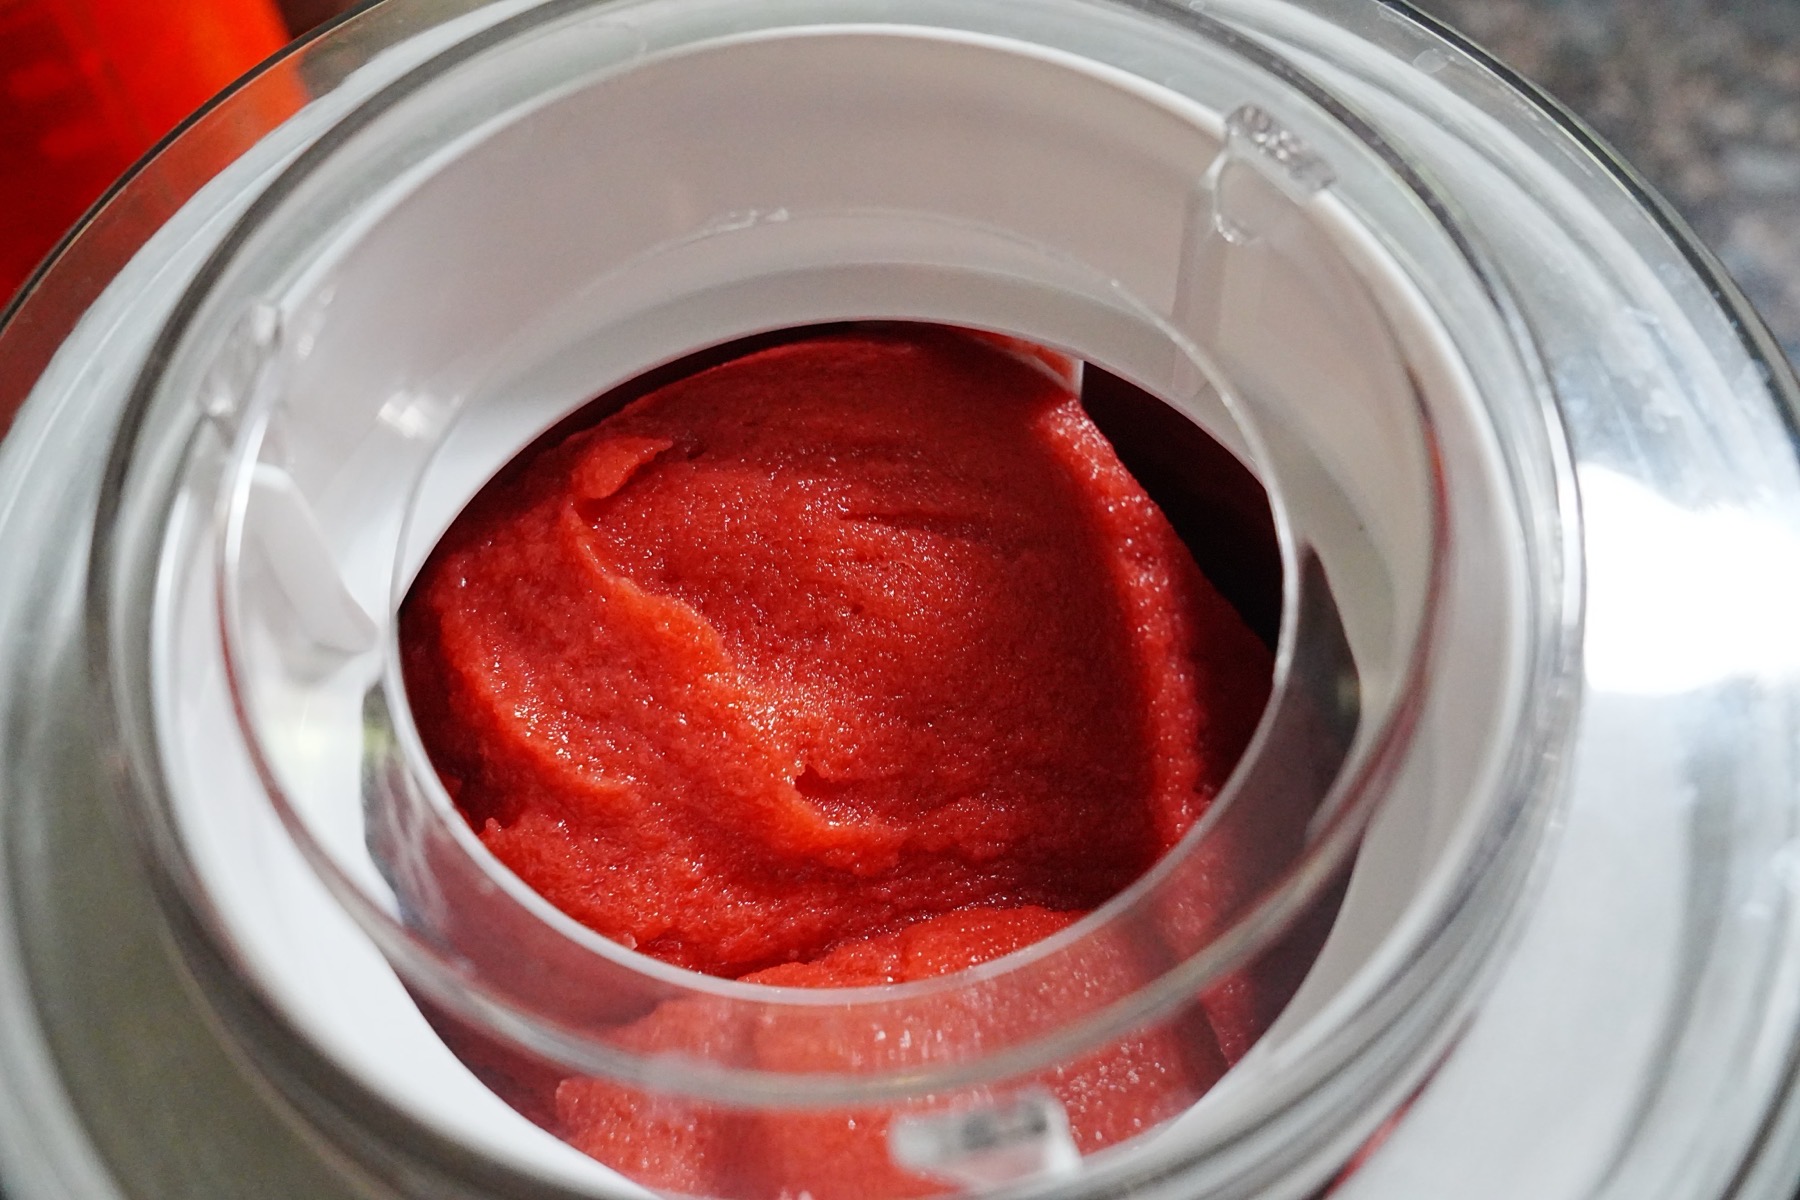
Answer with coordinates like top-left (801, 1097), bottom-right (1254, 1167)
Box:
top-left (0, 0), bottom-right (294, 307)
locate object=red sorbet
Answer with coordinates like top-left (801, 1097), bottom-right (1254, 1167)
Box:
top-left (399, 328), bottom-right (1279, 1188)
top-left (402, 330), bottom-right (1271, 977)
top-left (555, 906), bottom-right (1229, 1200)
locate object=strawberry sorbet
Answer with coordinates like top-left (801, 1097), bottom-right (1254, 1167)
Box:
top-left (399, 328), bottom-right (1279, 1191)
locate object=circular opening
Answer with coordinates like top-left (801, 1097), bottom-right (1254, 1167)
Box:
top-left (206, 21), bottom-right (1437, 1174)
top-left (100, 7), bottom-right (1547, 1199)
top-left (386, 321), bottom-right (1309, 1192)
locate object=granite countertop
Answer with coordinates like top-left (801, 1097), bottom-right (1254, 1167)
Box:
top-left (1411, 0), bottom-right (1800, 370)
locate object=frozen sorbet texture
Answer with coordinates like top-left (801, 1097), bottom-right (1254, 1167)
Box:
top-left (399, 330), bottom-right (1279, 1194)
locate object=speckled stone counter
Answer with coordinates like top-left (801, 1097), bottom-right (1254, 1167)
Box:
top-left (1411, 0), bottom-right (1800, 367)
